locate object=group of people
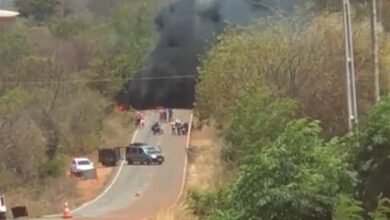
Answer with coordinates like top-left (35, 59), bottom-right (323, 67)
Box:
top-left (134, 108), bottom-right (188, 136)
top-left (157, 106), bottom-right (173, 123)
top-left (170, 119), bottom-right (188, 136)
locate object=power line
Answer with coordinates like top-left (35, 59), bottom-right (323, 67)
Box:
top-left (0, 74), bottom-right (197, 86)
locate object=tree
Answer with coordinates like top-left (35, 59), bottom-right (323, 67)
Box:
top-left (229, 119), bottom-right (357, 220)
top-left (195, 27), bottom-right (270, 126)
top-left (0, 88), bottom-right (49, 189)
top-left (0, 28), bottom-right (32, 92)
top-left (221, 85), bottom-right (297, 162)
top-left (87, 0), bottom-right (158, 97)
top-left (15, 0), bottom-right (60, 21)
top-left (358, 95), bottom-right (390, 212)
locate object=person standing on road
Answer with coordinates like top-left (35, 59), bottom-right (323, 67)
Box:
top-left (162, 110), bottom-right (167, 122)
top-left (165, 107), bottom-right (170, 122)
top-left (175, 119), bottom-right (181, 135)
top-left (140, 116), bottom-right (145, 128)
top-left (168, 108), bottom-right (173, 122)
top-left (134, 111), bottom-right (141, 128)
top-left (158, 107), bottom-right (165, 123)
top-left (170, 121), bottom-right (176, 135)
top-left (182, 122), bottom-right (188, 135)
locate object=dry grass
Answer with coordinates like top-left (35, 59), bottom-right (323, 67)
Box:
top-left (187, 127), bottom-right (226, 190)
top-left (150, 204), bottom-right (196, 220)
top-left (4, 176), bottom-right (78, 217)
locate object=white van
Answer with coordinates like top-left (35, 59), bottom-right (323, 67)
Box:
top-left (0, 195), bottom-right (6, 219)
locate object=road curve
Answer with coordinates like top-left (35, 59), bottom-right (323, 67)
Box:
top-left (35, 109), bottom-right (191, 220)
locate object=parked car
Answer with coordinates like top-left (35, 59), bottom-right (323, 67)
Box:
top-left (126, 143), bottom-right (165, 165)
top-left (70, 157), bottom-right (95, 175)
top-left (0, 195), bottom-right (6, 220)
top-left (98, 147), bottom-right (120, 167)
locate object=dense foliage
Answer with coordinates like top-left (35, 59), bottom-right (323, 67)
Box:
top-left (358, 95), bottom-right (390, 212)
top-left (192, 9), bottom-right (390, 220)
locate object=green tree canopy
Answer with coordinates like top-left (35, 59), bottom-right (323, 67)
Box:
top-left (225, 119), bottom-right (357, 220)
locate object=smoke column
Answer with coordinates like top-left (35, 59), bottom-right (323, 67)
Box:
top-left (120, 0), bottom-right (281, 109)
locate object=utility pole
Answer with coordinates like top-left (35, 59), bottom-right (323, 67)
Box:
top-left (342, 0), bottom-right (359, 129)
top-left (370, 0), bottom-right (380, 102)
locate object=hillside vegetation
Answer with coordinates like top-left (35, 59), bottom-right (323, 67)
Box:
top-left (0, 0), bottom-right (162, 216)
top-left (192, 5), bottom-right (390, 220)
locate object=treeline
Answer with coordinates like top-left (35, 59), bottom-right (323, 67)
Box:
top-left (192, 8), bottom-right (390, 220)
top-left (0, 0), bottom-right (160, 215)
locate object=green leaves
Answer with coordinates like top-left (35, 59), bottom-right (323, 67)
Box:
top-left (231, 119), bottom-right (357, 220)
top-left (222, 86), bottom-right (296, 162)
top-left (357, 95), bottom-right (390, 214)
top-left (333, 195), bottom-right (364, 220)
top-left (366, 95), bottom-right (390, 145)
top-left (188, 187), bottom-right (233, 220)
top-left (193, 15), bottom-right (362, 220)
top-left (368, 194), bottom-right (390, 220)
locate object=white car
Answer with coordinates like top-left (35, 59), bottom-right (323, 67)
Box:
top-left (70, 157), bottom-right (95, 175)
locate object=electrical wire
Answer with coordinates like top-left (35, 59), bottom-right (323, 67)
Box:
top-left (0, 74), bottom-right (197, 86)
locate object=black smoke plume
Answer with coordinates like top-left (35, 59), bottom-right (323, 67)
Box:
top-left (118, 0), bottom-right (284, 109)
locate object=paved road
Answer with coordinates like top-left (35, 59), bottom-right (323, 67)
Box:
top-left (34, 109), bottom-right (191, 220)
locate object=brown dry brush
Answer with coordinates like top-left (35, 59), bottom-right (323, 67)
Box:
top-left (0, 24), bottom-right (106, 218)
top-left (196, 13), bottom-right (390, 136)
top-left (0, 0), bottom-right (164, 214)
top-left (259, 15), bottom-right (376, 135)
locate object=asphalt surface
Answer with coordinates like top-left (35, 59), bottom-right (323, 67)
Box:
top-left (33, 109), bottom-right (191, 220)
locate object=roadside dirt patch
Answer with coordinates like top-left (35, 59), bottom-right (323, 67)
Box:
top-left (75, 166), bottom-right (113, 201)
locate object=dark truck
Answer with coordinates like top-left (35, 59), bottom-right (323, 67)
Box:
top-left (125, 142), bottom-right (164, 165)
top-left (98, 147), bottom-right (120, 167)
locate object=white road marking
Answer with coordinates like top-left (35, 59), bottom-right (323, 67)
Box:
top-left (71, 128), bottom-right (140, 213)
top-left (170, 111), bottom-right (193, 210)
